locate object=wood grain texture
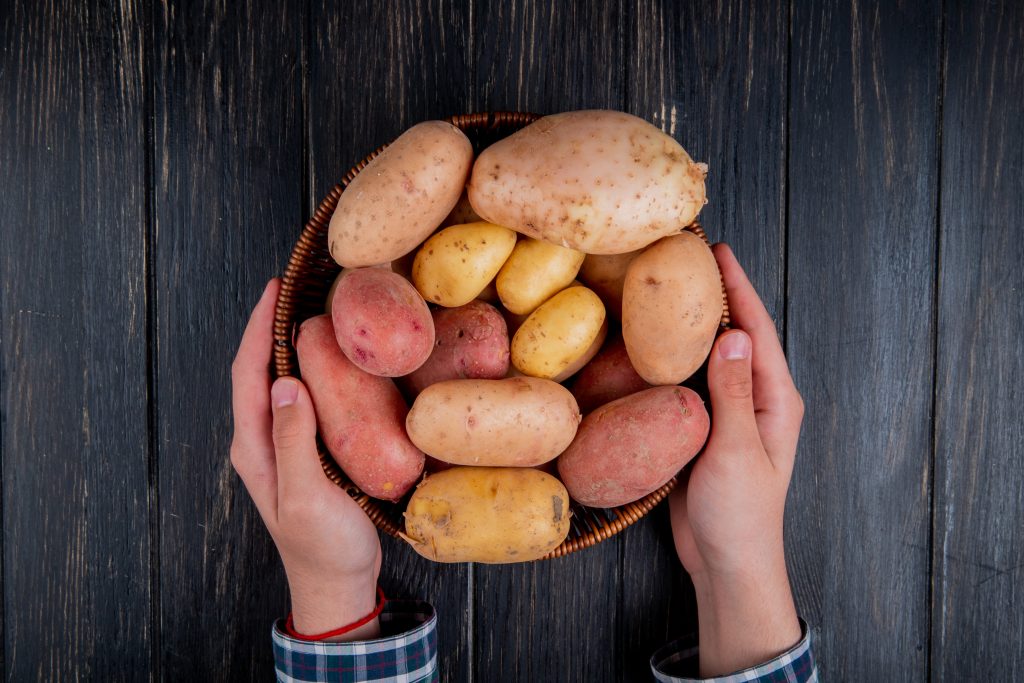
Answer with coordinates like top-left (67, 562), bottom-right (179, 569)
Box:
top-left (151, 2), bottom-right (303, 678)
top-left (932, 1), bottom-right (1024, 679)
top-left (0, 0), bottom-right (152, 679)
top-left (472, 2), bottom-right (626, 681)
top-left (308, 3), bottom-right (473, 680)
top-left (623, 1), bottom-right (789, 676)
top-left (787, 0), bottom-right (940, 678)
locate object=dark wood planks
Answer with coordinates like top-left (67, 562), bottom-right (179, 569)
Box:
top-left (151, 2), bottom-right (304, 678)
top-left (624, 0), bottom-right (789, 677)
top-left (307, 3), bottom-right (473, 681)
top-left (787, 1), bottom-right (940, 678)
top-left (0, 1), bottom-right (151, 679)
top-left (932, 1), bottom-right (1024, 679)
top-left (472, 2), bottom-right (626, 681)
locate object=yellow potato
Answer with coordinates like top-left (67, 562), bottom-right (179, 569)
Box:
top-left (403, 467), bottom-right (571, 563)
top-left (511, 286), bottom-right (606, 379)
top-left (552, 318), bottom-right (608, 382)
top-left (329, 121), bottom-right (473, 267)
top-left (468, 110), bottom-right (707, 254)
top-left (496, 238), bottom-right (585, 315)
top-left (622, 232), bottom-right (723, 384)
top-left (406, 377), bottom-right (581, 467)
top-left (412, 222), bottom-right (517, 307)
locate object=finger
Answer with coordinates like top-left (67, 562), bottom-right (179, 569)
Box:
top-left (271, 377), bottom-right (332, 514)
top-left (712, 245), bottom-right (803, 464)
top-left (230, 279), bottom-right (281, 513)
top-left (706, 330), bottom-right (762, 457)
top-left (231, 279), bottom-right (280, 451)
top-left (712, 244), bottom-right (793, 395)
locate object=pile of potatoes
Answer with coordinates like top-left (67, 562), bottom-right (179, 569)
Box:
top-left (297, 111), bottom-right (722, 564)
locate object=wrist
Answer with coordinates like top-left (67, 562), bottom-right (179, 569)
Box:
top-left (287, 568), bottom-right (381, 641)
top-left (692, 555), bottom-right (801, 677)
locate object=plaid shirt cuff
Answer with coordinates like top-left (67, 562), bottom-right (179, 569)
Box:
top-left (272, 599), bottom-right (438, 683)
top-left (650, 618), bottom-right (817, 683)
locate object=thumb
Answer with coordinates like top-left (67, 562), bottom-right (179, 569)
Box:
top-left (271, 377), bottom-right (328, 501)
top-left (706, 330), bottom-right (760, 450)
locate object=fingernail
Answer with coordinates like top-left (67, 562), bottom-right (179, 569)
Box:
top-left (272, 378), bottom-right (298, 407)
top-left (719, 331), bottom-right (750, 360)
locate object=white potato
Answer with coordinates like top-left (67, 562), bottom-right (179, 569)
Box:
top-left (329, 121), bottom-right (473, 267)
top-left (467, 110), bottom-right (707, 254)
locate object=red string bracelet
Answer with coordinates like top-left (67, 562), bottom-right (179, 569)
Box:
top-left (284, 586), bottom-right (387, 641)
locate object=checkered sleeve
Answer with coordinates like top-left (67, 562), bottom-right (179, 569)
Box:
top-left (650, 618), bottom-right (817, 683)
top-left (272, 599), bottom-right (438, 683)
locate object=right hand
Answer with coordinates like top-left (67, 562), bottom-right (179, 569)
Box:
top-left (230, 279), bottom-right (383, 641)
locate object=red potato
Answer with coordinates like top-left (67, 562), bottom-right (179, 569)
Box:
top-left (558, 386), bottom-right (709, 507)
top-left (296, 315), bottom-right (425, 501)
top-left (401, 301), bottom-right (510, 397)
top-left (332, 268), bottom-right (434, 377)
top-left (570, 335), bottom-right (652, 413)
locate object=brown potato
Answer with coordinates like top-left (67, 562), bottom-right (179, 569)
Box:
top-left (577, 251), bottom-right (639, 319)
top-left (439, 190), bottom-right (482, 228)
top-left (403, 467), bottom-right (570, 563)
top-left (400, 301), bottom-right (510, 397)
top-left (329, 121), bottom-right (473, 267)
top-left (296, 315), bottom-right (424, 501)
top-left (332, 268), bottom-right (434, 377)
top-left (558, 386), bottom-right (710, 507)
top-left (406, 377), bottom-right (580, 467)
top-left (622, 232), bottom-right (722, 384)
top-left (570, 335), bottom-right (652, 413)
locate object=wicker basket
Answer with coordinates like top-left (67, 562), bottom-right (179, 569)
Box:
top-left (273, 111), bottom-right (730, 560)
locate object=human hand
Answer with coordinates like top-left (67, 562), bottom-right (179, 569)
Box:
top-left (669, 244), bottom-right (803, 676)
top-left (230, 279), bottom-right (383, 640)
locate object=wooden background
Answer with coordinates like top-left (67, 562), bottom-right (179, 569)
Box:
top-left (2, 0), bottom-right (1022, 680)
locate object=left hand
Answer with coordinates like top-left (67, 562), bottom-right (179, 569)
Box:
top-left (230, 278), bottom-right (383, 640)
top-left (668, 245), bottom-right (803, 676)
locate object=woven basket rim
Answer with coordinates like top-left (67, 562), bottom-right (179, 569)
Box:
top-left (272, 110), bottom-right (730, 562)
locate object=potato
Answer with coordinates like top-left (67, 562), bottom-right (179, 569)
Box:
top-left (332, 268), bottom-right (434, 377)
top-left (622, 232), bottom-right (722, 384)
top-left (329, 121), bottom-right (473, 267)
top-left (501, 307), bottom-right (531, 336)
top-left (558, 386), bottom-right (709, 507)
top-left (412, 222), bottom-right (517, 307)
top-left (496, 238), bottom-right (585, 315)
top-left (296, 315), bottom-right (425, 501)
top-left (400, 301), bottom-right (510, 397)
top-left (467, 110), bottom-right (707, 254)
top-left (552, 317), bottom-right (607, 382)
top-left (476, 277), bottom-right (500, 303)
top-left (406, 377), bottom-right (580, 467)
top-left (511, 286), bottom-right (606, 379)
top-left (324, 263), bottom-right (396, 314)
top-left (570, 335), bottom-right (652, 412)
top-left (577, 251), bottom-right (639, 319)
top-left (403, 467), bottom-right (570, 563)
top-left (439, 190), bottom-right (482, 228)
